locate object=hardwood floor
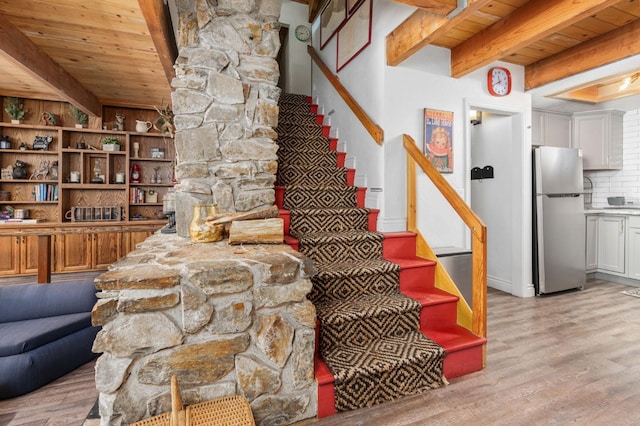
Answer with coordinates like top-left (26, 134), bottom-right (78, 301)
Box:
top-left (2, 279), bottom-right (640, 425)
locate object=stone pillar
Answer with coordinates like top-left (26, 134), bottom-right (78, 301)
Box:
top-left (171, 0), bottom-right (282, 236)
top-left (92, 234), bottom-right (317, 425)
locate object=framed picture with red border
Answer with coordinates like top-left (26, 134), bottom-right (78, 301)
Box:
top-left (336, 0), bottom-right (372, 72)
top-left (320, 0), bottom-right (347, 50)
top-left (346, 0), bottom-right (364, 16)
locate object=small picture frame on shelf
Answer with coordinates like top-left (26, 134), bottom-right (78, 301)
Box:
top-left (1, 168), bottom-right (12, 180)
top-left (151, 148), bottom-right (165, 159)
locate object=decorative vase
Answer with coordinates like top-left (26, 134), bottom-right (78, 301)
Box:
top-left (189, 204), bottom-right (222, 243)
top-left (11, 119), bottom-right (20, 125)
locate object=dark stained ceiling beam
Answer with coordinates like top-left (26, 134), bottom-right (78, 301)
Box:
top-left (138, 0), bottom-right (178, 85)
top-left (0, 13), bottom-right (101, 117)
top-left (450, 0), bottom-right (621, 78)
top-left (526, 19), bottom-right (640, 90)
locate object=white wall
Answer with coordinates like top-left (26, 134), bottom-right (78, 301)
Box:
top-left (302, 0), bottom-right (534, 297)
top-left (279, 0), bottom-right (312, 95)
top-left (586, 109), bottom-right (640, 207)
top-left (471, 113), bottom-right (514, 294)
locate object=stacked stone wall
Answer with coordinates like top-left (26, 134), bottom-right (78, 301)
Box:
top-left (171, 0), bottom-right (283, 236)
top-left (92, 234), bottom-right (317, 424)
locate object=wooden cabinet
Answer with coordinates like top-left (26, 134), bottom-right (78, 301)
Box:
top-left (628, 216), bottom-right (640, 280)
top-left (0, 235), bottom-right (47, 276)
top-left (532, 110), bottom-right (572, 148)
top-left (586, 215), bottom-right (598, 272)
top-left (56, 231), bottom-right (127, 272)
top-left (127, 230), bottom-right (155, 252)
top-left (572, 110), bottom-right (624, 170)
top-left (597, 215), bottom-right (625, 274)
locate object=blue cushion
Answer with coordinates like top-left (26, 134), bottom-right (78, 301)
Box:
top-left (0, 280), bottom-right (96, 323)
top-left (0, 313), bottom-right (92, 357)
top-left (0, 326), bottom-right (99, 399)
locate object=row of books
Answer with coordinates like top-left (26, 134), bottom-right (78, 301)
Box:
top-left (130, 187), bottom-right (148, 204)
top-left (34, 184), bottom-right (58, 201)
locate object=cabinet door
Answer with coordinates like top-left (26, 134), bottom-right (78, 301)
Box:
top-left (127, 231), bottom-right (153, 253)
top-left (0, 236), bottom-right (20, 276)
top-left (597, 216), bottom-right (625, 273)
top-left (544, 113), bottom-right (571, 148)
top-left (20, 235), bottom-right (41, 274)
top-left (629, 225), bottom-right (640, 280)
top-left (573, 114), bottom-right (608, 170)
top-left (93, 232), bottom-right (123, 269)
top-left (57, 234), bottom-right (92, 272)
top-left (586, 215), bottom-right (598, 272)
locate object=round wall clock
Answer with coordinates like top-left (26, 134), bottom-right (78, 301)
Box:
top-left (294, 25), bottom-right (311, 42)
top-left (487, 67), bottom-right (512, 96)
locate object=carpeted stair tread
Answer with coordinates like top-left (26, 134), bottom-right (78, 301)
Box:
top-left (317, 295), bottom-right (421, 352)
top-left (277, 113), bottom-right (319, 126)
top-left (322, 330), bottom-right (446, 411)
top-left (295, 230), bottom-right (384, 264)
top-left (283, 187), bottom-right (357, 210)
top-left (276, 134), bottom-right (332, 149)
top-left (277, 165), bottom-right (348, 186)
top-left (276, 122), bottom-right (324, 138)
top-left (317, 294), bottom-right (421, 333)
top-left (278, 150), bottom-right (338, 167)
top-left (309, 259), bottom-right (400, 304)
top-left (296, 230), bottom-right (383, 247)
top-left (290, 208), bottom-right (370, 234)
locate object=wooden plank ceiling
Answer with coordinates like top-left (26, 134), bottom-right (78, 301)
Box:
top-left (384, 0), bottom-right (640, 103)
top-left (305, 0), bottom-right (640, 103)
top-left (0, 0), bottom-right (176, 117)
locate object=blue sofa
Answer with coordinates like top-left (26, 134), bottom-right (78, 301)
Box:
top-left (0, 279), bottom-right (100, 399)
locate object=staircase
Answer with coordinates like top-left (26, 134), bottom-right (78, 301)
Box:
top-left (275, 93), bottom-right (486, 418)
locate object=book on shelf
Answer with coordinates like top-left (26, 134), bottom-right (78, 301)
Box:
top-left (0, 218), bottom-right (45, 224)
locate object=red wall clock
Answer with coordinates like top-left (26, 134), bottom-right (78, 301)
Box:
top-left (488, 67), bottom-right (512, 96)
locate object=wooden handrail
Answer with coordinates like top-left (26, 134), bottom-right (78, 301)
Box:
top-left (307, 45), bottom-right (384, 145)
top-left (403, 134), bottom-right (487, 348)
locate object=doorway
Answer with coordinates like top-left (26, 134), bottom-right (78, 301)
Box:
top-left (466, 102), bottom-right (533, 298)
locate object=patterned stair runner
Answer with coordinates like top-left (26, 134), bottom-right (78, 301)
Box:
top-left (276, 93), bottom-right (446, 412)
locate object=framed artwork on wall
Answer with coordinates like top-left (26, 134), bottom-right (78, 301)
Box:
top-left (320, 0), bottom-right (347, 49)
top-left (424, 109), bottom-right (454, 173)
top-left (346, 0), bottom-right (364, 15)
top-left (336, 0), bottom-right (372, 72)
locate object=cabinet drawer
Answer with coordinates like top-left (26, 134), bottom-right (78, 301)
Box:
top-left (629, 216), bottom-right (640, 228)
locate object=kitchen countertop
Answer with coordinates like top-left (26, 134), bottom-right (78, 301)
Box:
top-left (586, 208), bottom-right (640, 216)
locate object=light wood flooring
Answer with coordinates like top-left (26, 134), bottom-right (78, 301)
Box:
top-left (2, 279), bottom-right (640, 425)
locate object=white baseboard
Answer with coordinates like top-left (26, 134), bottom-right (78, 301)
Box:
top-left (488, 275), bottom-right (512, 294)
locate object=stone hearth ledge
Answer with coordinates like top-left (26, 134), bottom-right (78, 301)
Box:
top-left (91, 233), bottom-right (317, 425)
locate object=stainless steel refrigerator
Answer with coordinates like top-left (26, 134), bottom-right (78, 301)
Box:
top-left (533, 146), bottom-right (586, 295)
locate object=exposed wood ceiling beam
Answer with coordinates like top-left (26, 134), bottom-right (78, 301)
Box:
top-left (0, 13), bottom-right (101, 116)
top-left (392, 0), bottom-right (456, 15)
top-left (309, 0), bottom-right (325, 24)
top-left (386, 0), bottom-right (491, 67)
top-left (526, 19), bottom-right (640, 90)
top-left (138, 0), bottom-right (178, 85)
top-left (450, 0), bottom-right (621, 78)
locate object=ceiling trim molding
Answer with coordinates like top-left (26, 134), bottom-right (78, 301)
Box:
top-left (138, 0), bottom-right (178, 85)
top-left (0, 13), bottom-right (101, 116)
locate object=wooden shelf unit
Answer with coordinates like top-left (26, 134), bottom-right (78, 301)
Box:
top-left (0, 122), bottom-right (175, 223)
